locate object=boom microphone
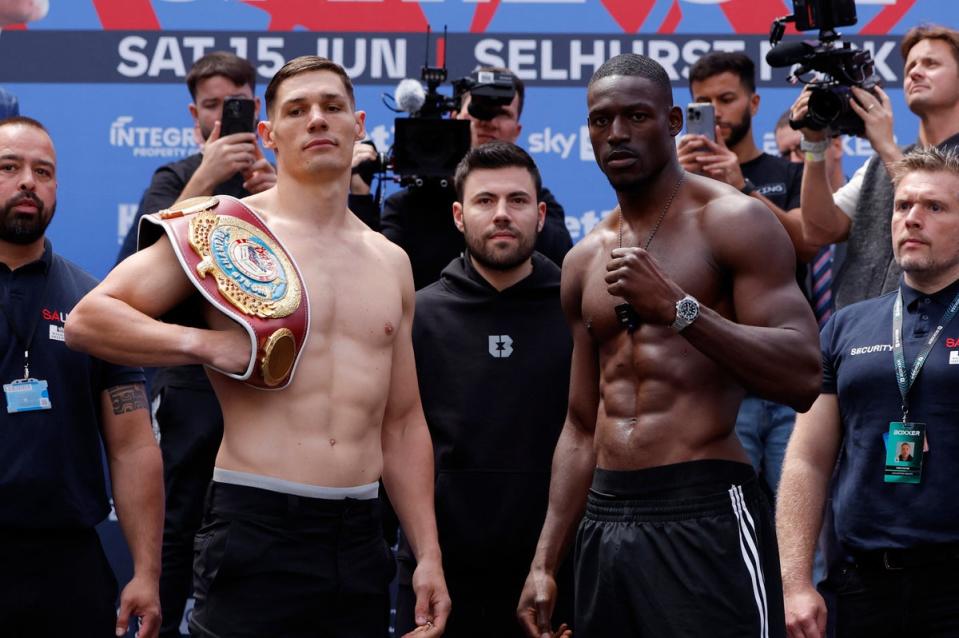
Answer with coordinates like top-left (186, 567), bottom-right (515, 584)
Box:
top-left (395, 79), bottom-right (426, 115)
top-left (766, 40), bottom-right (817, 68)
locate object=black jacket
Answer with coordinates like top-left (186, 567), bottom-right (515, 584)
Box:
top-left (381, 183), bottom-right (573, 290)
top-left (411, 252), bottom-right (572, 575)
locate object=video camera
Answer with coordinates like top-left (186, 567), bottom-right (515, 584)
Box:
top-left (358, 29), bottom-right (519, 188)
top-left (391, 68), bottom-right (517, 186)
top-left (766, 0), bottom-right (880, 137)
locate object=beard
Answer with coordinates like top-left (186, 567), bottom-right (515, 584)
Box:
top-left (722, 109), bottom-right (752, 149)
top-left (464, 222), bottom-right (537, 272)
top-left (900, 253), bottom-right (958, 277)
top-left (0, 192), bottom-right (55, 245)
top-left (897, 242), bottom-right (959, 285)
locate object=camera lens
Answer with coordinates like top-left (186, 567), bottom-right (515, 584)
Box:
top-left (807, 88), bottom-right (846, 127)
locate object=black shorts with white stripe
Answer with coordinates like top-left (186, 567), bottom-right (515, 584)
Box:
top-left (574, 460), bottom-right (785, 638)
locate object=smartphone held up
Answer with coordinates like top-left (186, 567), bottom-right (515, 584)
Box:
top-left (220, 97), bottom-right (256, 136)
top-left (685, 103), bottom-right (716, 143)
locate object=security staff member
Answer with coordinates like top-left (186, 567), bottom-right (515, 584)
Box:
top-left (777, 147), bottom-right (959, 638)
top-left (0, 116), bottom-right (163, 637)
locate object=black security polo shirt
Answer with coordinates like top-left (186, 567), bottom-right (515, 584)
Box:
top-left (821, 276), bottom-right (959, 553)
top-left (0, 240), bottom-right (143, 530)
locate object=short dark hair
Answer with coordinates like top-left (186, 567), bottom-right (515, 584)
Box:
top-left (901, 23), bottom-right (959, 70)
top-left (186, 51), bottom-right (256, 100)
top-left (0, 115), bottom-right (48, 134)
top-left (453, 141), bottom-right (542, 201)
top-left (264, 56), bottom-right (355, 117)
top-left (473, 66), bottom-right (525, 117)
top-left (689, 51), bottom-right (756, 94)
top-left (589, 54), bottom-right (673, 106)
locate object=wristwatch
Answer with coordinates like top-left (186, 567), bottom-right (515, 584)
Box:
top-left (740, 178), bottom-right (757, 196)
top-left (671, 295), bottom-right (700, 332)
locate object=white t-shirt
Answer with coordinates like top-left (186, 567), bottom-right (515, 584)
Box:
top-left (833, 160), bottom-right (869, 219)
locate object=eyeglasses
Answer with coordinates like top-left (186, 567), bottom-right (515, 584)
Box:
top-left (780, 144), bottom-right (803, 163)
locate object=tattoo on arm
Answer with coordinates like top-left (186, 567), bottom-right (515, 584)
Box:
top-left (109, 384), bottom-right (149, 415)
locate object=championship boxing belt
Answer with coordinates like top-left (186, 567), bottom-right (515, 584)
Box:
top-left (138, 195), bottom-right (310, 390)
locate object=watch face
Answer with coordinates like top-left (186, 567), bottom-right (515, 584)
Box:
top-left (678, 298), bottom-right (698, 321)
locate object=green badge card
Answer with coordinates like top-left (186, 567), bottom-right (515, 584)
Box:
top-left (884, 422), bottom-right (925, 484)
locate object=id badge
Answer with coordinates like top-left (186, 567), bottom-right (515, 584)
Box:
top-left (884, 422), bottom-right (925, 484)
top-left (3, 378), bottom-right (52, 414)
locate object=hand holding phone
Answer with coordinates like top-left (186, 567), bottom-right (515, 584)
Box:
top-left (220, 97), bottom-right (256, 136)
top-left (686, 103), bottom-right (716, 142)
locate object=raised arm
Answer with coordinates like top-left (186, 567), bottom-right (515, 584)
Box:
top-left (518, 249), bottom-right (598, 638)
top-left (178, 124), bottom-right (265, 202)
top-left (65, 234), bottom-right (249, 373)
top-left (800, 151), bottom-right (854, 245)
top-left (777, 393), bottom-right (842, 638)
top-left (379, 246), bottom-right (449, 638)
top-left (789, 89), bottom-right (854, 245)
top-left (100, 383), bottom-right (163, 638)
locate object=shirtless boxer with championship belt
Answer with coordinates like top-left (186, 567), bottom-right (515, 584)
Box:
top-left (66, 56), bottom-right (450, 638)
top-left (138, 194), bottom-right (309, 389)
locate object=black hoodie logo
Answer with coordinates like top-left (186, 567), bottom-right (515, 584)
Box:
top-left (488, 335), bottom-right (514, 358)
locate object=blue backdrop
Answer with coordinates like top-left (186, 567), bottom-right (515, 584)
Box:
top-left (0, 0), bottom-right (953, 634)
top-left (2, 0), bottom-right (950, 279)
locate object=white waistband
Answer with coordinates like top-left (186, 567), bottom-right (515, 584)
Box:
top-left (212, 467), bottom-right (379, 500)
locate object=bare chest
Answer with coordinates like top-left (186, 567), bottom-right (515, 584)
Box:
top-left (580, 234), bottom-right (725, 344)
top-left (289, 238), bottom-right (403, 348)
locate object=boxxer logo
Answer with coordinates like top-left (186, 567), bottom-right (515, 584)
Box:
top-left (489, 335), bottom-right (514, 358)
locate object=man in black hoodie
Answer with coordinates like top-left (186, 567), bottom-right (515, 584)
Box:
top-left (378, 68), bottom-right (573, 290)
top-left (394, 142), bottom-right (573, 637)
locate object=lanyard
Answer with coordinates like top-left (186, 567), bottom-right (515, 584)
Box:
top-left (892, 287), bottom-right (959, 421)
top-left (0, 272), bottom-right (51, 380)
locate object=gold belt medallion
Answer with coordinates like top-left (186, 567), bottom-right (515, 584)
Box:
top-left (188, 209), bottom-right (301, 319)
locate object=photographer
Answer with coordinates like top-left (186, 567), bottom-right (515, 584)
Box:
top-left (347, 140), bottom-right (386, 231)
top-left (679, 52), bottom-right (815, 264)
top-left (793, 24), bottom-right (959, 308)
top-left (377, 67), bottom-right (573, 290)
top-left (117, 52), bottom-right (275, 261)
top-left (776, 110), bottom-right (847, 327)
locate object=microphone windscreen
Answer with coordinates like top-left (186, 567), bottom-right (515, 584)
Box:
top-left (766, 41), bottom-right (816, 68)
top-left (395, 79), bottom-right (426, 114)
